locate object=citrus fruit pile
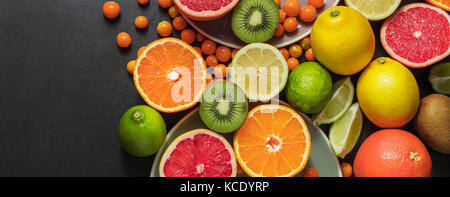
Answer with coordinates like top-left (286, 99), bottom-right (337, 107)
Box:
top-left (106, 0), bottom-right (449, 177)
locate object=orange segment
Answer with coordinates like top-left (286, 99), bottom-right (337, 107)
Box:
top-left (134, 38), bottom-right (207, 113)
top-left (233, 104), bottom-right (311, 177)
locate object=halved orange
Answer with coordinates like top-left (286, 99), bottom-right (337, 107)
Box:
top-left (233, 104), bottom-right (311, 177)
top-left (426, 0), bottom-right (450, 11)
top-left (134, 38), bottom-right (207, 113)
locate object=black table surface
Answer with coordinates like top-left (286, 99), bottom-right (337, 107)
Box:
top-left (0, 0), bottom-right (448, 177)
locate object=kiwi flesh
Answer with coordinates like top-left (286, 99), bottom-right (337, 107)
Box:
top-left (232, 0), bottom-right (280, 43)
top-left (199, 81), bottom-right (248, 133)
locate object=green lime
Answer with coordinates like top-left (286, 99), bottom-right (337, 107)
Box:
top-left (312, 77), bottom-right (355, 126)
top-left (429, 62), bottom-right (450, 95)
top-left (285, 62), bottom-right (332, 114)
top-left (329, 103), bottom-right (362, 159)
top-left (119, 105), bottom-right (167, 157)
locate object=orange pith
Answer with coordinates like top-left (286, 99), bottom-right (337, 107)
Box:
top-left (134, 38), bottom-right (207, 113)
top-left (233, 104), bottom-right (311, 177)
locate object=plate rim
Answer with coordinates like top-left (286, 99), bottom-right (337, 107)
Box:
top-left (182, 0), bottom-right (341, 49)
top-left (150, 102), bottom-right (343, 177)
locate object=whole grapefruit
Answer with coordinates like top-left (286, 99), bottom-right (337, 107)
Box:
top-left (354, 129), bottom-right (432, 177)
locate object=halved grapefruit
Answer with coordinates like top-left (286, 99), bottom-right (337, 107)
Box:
top-left (134, 38), bottom-right (207, 113)
top-left (380, 3), bottom-right (450, 68)
top-left (159, 129), bottom-right (237, 177)
top-left (234, 104), bottom-right (311, 177)
top-left (174, 0), bottom-right (240, 21)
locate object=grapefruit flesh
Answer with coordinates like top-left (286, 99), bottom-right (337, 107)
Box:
top-left (381, 3), bottom-right (450, 68)
top-left (174, 0), bottom-right (239, 21)
top-left (159, 129), bottom-right (237, 177)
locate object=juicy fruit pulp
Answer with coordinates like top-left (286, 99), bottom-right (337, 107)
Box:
top-left (345, 0), bottom-right (401, 21)
top-left (134, 38), bottom-right (207, 113)
top-left (354, 129), bottom-right (432, 177)
top-left (380, 3), bottom-right (450, 68)
top-left (160, 129), bottom-right (237, 177)
top-left (313, 77), bottom-right (355, 126)
top-left (230, 43), bottom-right (289, 101)
top-left (119, 105), bottom-right (167, 157)
top-left (329, 103), bottom-right (362, 159)
top-left (199, 81), bottom-right (249, 133)
top-left (311, 6), bottom-right (375, 75)
top-left (357, 57), bottom-right (420, 128)
top-left (234, 105), bottom-right (311, 177)
top-left (429, 62), bottom-right (450, 94)
top-left (232, 0), bottom-right (280, 43)
top-left (174, 0), bottom-right (240, 21)
top-left (285, 62), bottom-right (332, 114)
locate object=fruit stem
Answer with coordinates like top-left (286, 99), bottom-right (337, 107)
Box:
top-left (133, 111), bottom-right (144, 120)
top-left (330, 10), bottom-right (339, 17)
top-left (409, 152), bottom-right (421, 162)
top-left (378, 59), bottom-right (386, 64)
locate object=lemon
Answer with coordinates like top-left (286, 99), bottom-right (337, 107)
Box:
top-left (345, 0), bottom-right (401, 21)
top-left (313, 77), bottom-right (355, 126)
top-left (357, 57), bottom-right (420, 128)
top-left (230, 43), bottom-right (289, 101)
top-left (311, 6), bottom-right (375, 76)
top-left (329, 103), bottom-right (362, 159)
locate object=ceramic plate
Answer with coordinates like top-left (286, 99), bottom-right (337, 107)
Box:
top-left (182, 0), bottom-right (340, 49)
top-left (150, 100), bottom-right (342, 177)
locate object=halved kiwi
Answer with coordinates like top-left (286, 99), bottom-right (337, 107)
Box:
top-left (199, 81), bottom-right (248, 133)
top-left (231, 0), bottom-right (280, 43)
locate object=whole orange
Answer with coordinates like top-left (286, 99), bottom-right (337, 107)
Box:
top-left (354, 129), bottom-right (432, 177)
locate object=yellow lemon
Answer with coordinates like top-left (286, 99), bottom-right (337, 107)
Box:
top-left (311, 6), bottom-right (375, 75)
top-left (357, 57), bottom-right (420, 128)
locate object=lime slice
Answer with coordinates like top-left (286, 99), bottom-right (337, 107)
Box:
top-left (230, 43), bottom-right (289, 101)
top-left (429, 62), bottom-right (450, 95)
top-left (312, 77), bottom-right (354, 126)
top-left (329, 103), bottom-right (362, 159)
top-left (345, 0), bottom-right (401, 21)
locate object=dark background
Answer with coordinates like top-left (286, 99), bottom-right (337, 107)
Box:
top-left (0, 0), bottom-right (448, 177)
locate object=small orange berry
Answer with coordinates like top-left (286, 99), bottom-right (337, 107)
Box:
top-left (305, 48), bottom-right (316, 61)
top-left (196, 32), bottom-right (206, 42)
top-left (279, 48), bottom-right (289, 60)
top-left (283, 0), bottom-right (301, 17)
top-left (274, 24), bottom-right (284, 37)
top-left (300, 5), bottom-right (317, 23)
top-left (341, 162), bottom-right (353, 177)
top-left (157, 21), bottom-right (172, 37)
top-left (300, 37), bottom-right (311, 50)
top-left (287, 58), bottom-right (299, 71)
top-left (117, 32), bottom-right (131, 48)
top-left (279, 9), bottom-right (287, 23)
top-left (172, 16), bottom-right (187, 31)
top-left (201, 39), bottom-right (217, 55)
top-left (181, 28), bottom-right (196, 44)
top-left (289, 44), bottom-right (303, 58)
top-left (303, 168), bottom-right (319, 177)
top-left (283, 17), bottom-right (298, 33)
top-left (168, 6), bottom-right (179, 18)
top-left (231, 49), bottom-right (239, 59)
top-left (206, 55), bottom-right (219, 67)
top-left (127, 60), bottom-right (136, 74)
top-left (158, 0), bottom-right (173, 8)
top-left (103, 1), bottom-right (120, 19)
top-left (308, 0), bottom-right (324, 8)
top-left (214, 64), bottom-right (228, 79)
top-left (216, 46), bottom-right (232, 63)
top-left (135, 16), bottom-right (148, 29)
top-left (137, 0), bottom-right (149, 5)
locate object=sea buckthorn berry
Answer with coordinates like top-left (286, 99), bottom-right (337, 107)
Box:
top-left (279, 48), bottom-right (289, 60)
top-left (172, 16), bottom-right (188, 31)
top-left (127, 60), bottom-right (136, 74)
top-left (300, 37), bottom-right (311, 50)
top-left (181, 28), bottom-right (196, 44)
top-left (300, 5), bottom-right (317, 23)
top-left (303, 168), bottom-right (319, 177)
top-left (341, 162), bottom-right (353, 177)
top-left (279, 9), bottom-right (287, 23)
top-left (117, 32), bottom-right (131, 48)
top-left (274, 24), bottom-right (284, 37)
top-left (168, 6), bottom-right (179, 18)
top-left (196, 32), bottom-right (206, 42)
top-left (289, 44), bottom-right (303, 58)
top-left (135, 16), bottom-right (148, 29)
top-left (103, 1), bottom-right (120, 19)
top-left (308, 0), bottom-right (324, 8)
top-left (305, 48), bottom-right (316, 61)
top-left (283, 17), bottom-right (298, 33)
top-left (157, 21), bottom-right (172, 37)
top-left (283, 0), bottom-right (301, 17)
top-left (216, 46), bottom-right (232, 63)
top-left (214, 64), bottom-right (228, 79)
top-left (287, 58), bottom-right (300, 71)
top-left (137, 0), bottom-right (149, 5)
top-left (231, 49), bottom-right (238, 59)
top-left (158, 0), bottom-right (173, 8)
top-left (206, 55), bottom-right (219, 67)
top-left (201, 39), bottom-right (217, 55)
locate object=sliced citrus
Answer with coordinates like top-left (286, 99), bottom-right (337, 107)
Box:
top-left (329, 103), bottom-right (363, 159)
top-left (312, 77), bottom-right (355, 126)
top-left (429, 62), bottom-right (450, 95)
top-left (426, 0), bottom-right (450, 11)
top-left (345, 0), bottom-right (401, 21)
top-left (233, 104), bottom-right (311, 177)
top-left (159, 129), bottom-right (237, 177)
top-left (134, 38), bottom-right (207, 113)
top-left (230, 43), bottom-right (289, 101)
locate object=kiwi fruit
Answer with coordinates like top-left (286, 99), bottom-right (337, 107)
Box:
top-left (413, 94), bottom-right (450, 154)
top-left (231, 0), bottom-right (280, 43)
top-left (199, 81), bottom-right (248, 133)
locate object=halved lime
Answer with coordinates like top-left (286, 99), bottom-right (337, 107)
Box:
top-left (329, 103), bottom-right (362, 159)
top-left (313, 77), bottom-right (354, 126)
top-left (230, 43), bottom-right (289, 101)
top-left (429, 62), bottom-right (450, 95)
top-left (345, 0), bottom-right (401, 21)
